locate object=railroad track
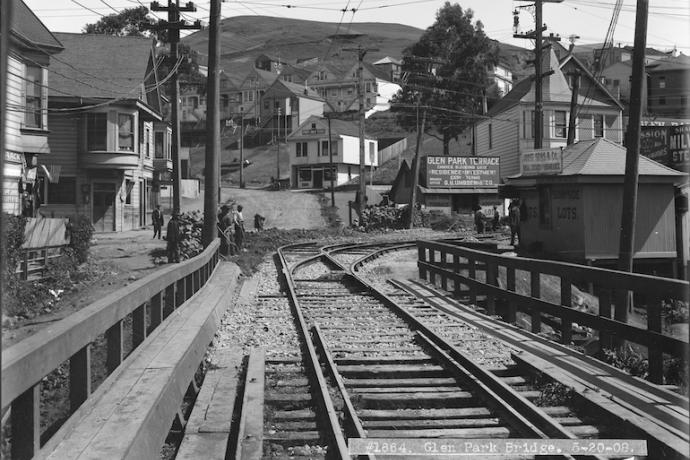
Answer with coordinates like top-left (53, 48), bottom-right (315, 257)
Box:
top-left (227, 239), bottom-right (684, 459)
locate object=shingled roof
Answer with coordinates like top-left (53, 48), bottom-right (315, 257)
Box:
top-left (49, 32), bottom-right (156, 99)
top-left (11, 0), bottom-right (63, 52)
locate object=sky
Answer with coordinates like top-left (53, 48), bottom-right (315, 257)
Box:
top-left (23, 0), bottom-right (690, 55)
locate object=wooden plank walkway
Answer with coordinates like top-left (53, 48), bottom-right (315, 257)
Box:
top-left (44, 262), bottom-right (240, 460)
top-left (176, 351), bottom-right (243, 459)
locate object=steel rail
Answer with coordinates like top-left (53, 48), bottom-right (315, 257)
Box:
top-left (276, 244), bottom-right (351, 460)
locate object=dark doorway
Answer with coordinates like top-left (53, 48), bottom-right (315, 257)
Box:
top-left (313, 169), bottom-right (323, 189)
top-left (93, 182), bottom-right (116, 232)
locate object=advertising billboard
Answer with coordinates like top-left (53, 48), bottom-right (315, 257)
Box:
top-left (520, 149), bottom-right (562, 176)
top-left (425, 156), bottom-right (500, 188)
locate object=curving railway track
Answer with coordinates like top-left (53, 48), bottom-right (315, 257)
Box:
top-left (228, 239), bottom-right (686, 460)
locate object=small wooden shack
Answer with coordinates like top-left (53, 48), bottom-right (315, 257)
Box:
top-left (504, 138), bottom-right (686, 274)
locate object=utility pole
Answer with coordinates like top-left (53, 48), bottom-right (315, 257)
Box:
top-left (327, 114), bottom-right (335, 207)
top-left (149, 1), bottom-right (201, 212)
top-left (202, 0), bottom-right (220, 247)
top-left (514, 0), bottom-right (563, 149)
top-left (276, 106), bottom-right (281, 181)
top-left (566, 71), bottom-right (580, 145)
top-left (239, 107), bottom-right (245, 188)
top-left (617, 0), bottom-right (648, 322)
top-left (344, 45), bottom-right (378, 215)
top-left (409, 92), bottom-right (426, 229)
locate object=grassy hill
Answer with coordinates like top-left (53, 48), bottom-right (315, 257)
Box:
top-left (183, 16), bottom-right (425, 78)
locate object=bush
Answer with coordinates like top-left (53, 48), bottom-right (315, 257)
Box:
top-left (602, 345), bottom-right (648, 379)
top-left (67, 214), bottom-right (95, 264)
top-left (356, 205), bottom-right (431, 232)
top-left (3, 213), bottom-right (26, 285)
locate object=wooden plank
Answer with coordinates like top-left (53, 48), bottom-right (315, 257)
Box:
top-left (647, 296), bottom-right (664, 384)
top-left (345, 378), bottom-right (458, 387)
top-left (44, 260), bottom-right (238, 460)
top-left (237, 349), bottom-right (265, 460)
top-left (150, 292), bottom-right (163, 332)
top-left (349, 386), bottom-right (462, 394)
top-left (2, 240), bottom-right (220, 410)
top-left (512, 351), bottom-right (690, 459)
top-left (362, 418), bottom-right (502, 429)
top-left (365, 427), bottom-right (512, 438)
top-left (560, 276), bottom-right (573, 344)
top-left (106, 319), bottom-right (124, 373)
top-left (132, 303), bottom-right (147, 348)
top-left (358, 407), bottom-right (492, 419)
top-left (177, 351), bottom-right (243, 459)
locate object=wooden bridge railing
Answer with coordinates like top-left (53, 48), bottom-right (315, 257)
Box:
top-left (1, 239), bottom-right (221, 460)
top-left (417, 240), bottom-right (689, 384)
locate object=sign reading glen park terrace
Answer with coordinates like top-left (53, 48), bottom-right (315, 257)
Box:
top-left (521, 148), bottom-right (562, 176)
top-left (426, 156), bottom-right (500, 188)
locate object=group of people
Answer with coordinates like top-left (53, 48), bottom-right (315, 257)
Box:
top-left (151, 202), bottom-right (261, 263)
top-left (473, 200), bottom-right (522, 247)
top-left (218, 203), bottom-right (246, 255)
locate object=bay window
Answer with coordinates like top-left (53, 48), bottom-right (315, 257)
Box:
top-left (87, 113), bottom-right (107, 151)
top-left (24, 65), bottom-right (44, 129)
top-left (118, 114), bottom-right (134, 151)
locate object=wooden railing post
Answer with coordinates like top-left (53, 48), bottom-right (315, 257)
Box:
top-left (647, 296), bottom-right (664, 384)
top-left (165, 284), bottom-right (176, 317)
top-left (453, 253), bottom-right (461, 297)
top-left (485, 261), bottom-right (498, 316)
top-left (176, 279), bottom-right (185, 306)
top-left (440, 251), bottom-right (448, 291)
top-left (596, 287), bottom-right (613, 351)
top-left (150, 292), bottom-right (163, 332)
top-left (70, 344), bottom-right (91, 411)
top-left (530, 270), bottom-right (541, 333)
top-left (132, 303), bottom-right (147, 348)
top-left (106, 320), bottom-right (124, 373)
top-left (186, 273), bottom-right (193, 300)
top-left (560, 276), bottom-right (573, 344)
top-left (418, 245), bottom-right (427, 280)
top-left (468, 258), bottom-right (477, 305)
top-left (43, 249), bottom-right (48, 278)
top-left (11, 385), bottom-right (40, 460)
top-left (506, 266), bottom-right (517, 323)
top-left (429, 248), bottom-right (436, 285)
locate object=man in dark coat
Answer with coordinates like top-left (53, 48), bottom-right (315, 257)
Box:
top-left (152, 205), bottom-right (164, 239)
top-left (509, 200), bottom-right (521, 246)
top-left (166, 210), bottom-right (181, 263)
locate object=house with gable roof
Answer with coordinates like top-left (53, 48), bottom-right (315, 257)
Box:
top-left (460, 48), bottom-right (624, 180)
top-left (3, 0), bottom-right (63, 216)
top-left (43, 32), bottom-right (169, 232)
top-left (260, 79), bottom-right (325, 136)
top-left (287, 115), bottom-right (378, 189)
top-left (234, 68), bottom-right (278, 123)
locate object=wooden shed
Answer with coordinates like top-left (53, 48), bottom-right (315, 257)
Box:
top-left (504, 138), bottom-right (686, 274)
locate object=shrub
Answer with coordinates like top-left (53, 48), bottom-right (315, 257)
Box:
top-left (67, 214), bottom-right (94, 264)
top-left (602, 345), bottom-right (648, 379)
top-left (3, 213), bottom-right (26, 284)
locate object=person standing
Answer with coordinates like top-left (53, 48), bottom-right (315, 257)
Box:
top-left (218, 204), bottom-right (234, 255)
top-left (234, 204), bottom-right (245, 251)
top-left (509, 200), bottom-right (521, 247)
top-left (474, 207), bottom-right (485, 234)
top-left (166, 210), bottom-right (181, 263)
top-left (492, 205), bottom-right (500, 232)
top-left (152, 205), bottom-right (164, 239)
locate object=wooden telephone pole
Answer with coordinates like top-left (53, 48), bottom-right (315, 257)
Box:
top-left (344, 45), bottom-right (378, 215)
top-left (617, 0), bottom-right (649, 321)
top-left (514, 0), bottom-right (563, 149)
top-left (202, 0), bottom-right (221, 247)
top-left (149, 1), bottom-right (201, 212)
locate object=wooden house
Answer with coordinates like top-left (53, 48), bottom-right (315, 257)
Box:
top-left (504, 138), bottom-right (686, 274)
top-left (260, 79), bottom-right (325, 136)
top-left (287, 115), bottom-right (377, 189)
top-left (3, 0), bottom-right (63, 216)
top-left (42, 33), bottom-right (168, 232)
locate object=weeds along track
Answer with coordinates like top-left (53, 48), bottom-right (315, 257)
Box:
top-left (274, 240), bottom-right (666, 460)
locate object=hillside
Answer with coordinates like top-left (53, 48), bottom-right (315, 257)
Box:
top-left (182, 16), bottom-right (424, 78)
top-left (182, 16), bottom-right (531, 80)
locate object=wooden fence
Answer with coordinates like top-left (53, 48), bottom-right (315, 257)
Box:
top-left (1, 240), bottom-right (221, 460)
top-left (15, 246), bottom-right (65, 281)
top-left (417, 240), bottom-right (689, 384)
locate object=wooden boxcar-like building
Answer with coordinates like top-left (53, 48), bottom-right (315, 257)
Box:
top-left (504, 138), bottom-right (686, 274)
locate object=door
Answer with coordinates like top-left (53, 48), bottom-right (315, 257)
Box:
top-left (92, 183), bottom-right (116, 232)
top-left (313, 169), bottom-right (323, 189)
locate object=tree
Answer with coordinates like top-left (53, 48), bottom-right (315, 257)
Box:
top-left (391, 2), bottom-right (499, 155)
top-left (83, 6), bottom-right (155, 37)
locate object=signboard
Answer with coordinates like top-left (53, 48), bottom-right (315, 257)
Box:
top-left (301, 128), bottom-right (325, 135)
top-left (669, 124), bottom-right (689, 171)
top-left (521, 149), bottom-right (562, 176)
top-left (639, 124), bottom-right (689, 172)
top-left (426, 156), bottom-right (500, 188)
top-left (640, 126), bottom-right (668, 162)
